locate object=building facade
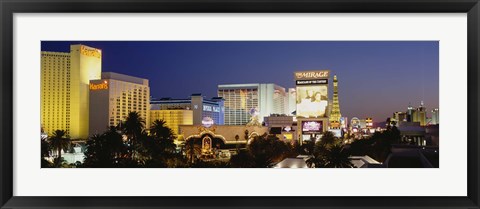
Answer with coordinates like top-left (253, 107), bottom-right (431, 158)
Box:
top-left (431, 108), bottom-right (439, 125)
top-left (412, 101), bottom-right (427, 126)
top-left (150, 94), bottom-right (225, 126)
top-left (178, 124), bottom-right (269, 160)
top-left (218, 83), bottom-right (288, 125)
top-left (89, 72), bottom-right (150, 136)
top-left (404, 102), bottom-right (427, 126)
top-left (287, 88), bottom-right (297, 115)
top-left (393, 111), bottom-right (407, 123)
top-left (41, 51), bottom-right (70, 137)
top-left (150, 109), bottom-right (193, 135)
top-left (41, 44), bottom-right (102, 139)
top-left (397, 121), bottom-right (426, 146)
top-left (263, 115), bottom-right (297, 141)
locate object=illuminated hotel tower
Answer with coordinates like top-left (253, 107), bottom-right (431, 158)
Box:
top-left (329, 75), bottom-right (342, 128)
top-left (41, 44), bottom-right (102, 139)
top-left (218, 83), bottom-right (288, 125)
top-left (89, 72), bottom-right (150, 136)
top-left (41, 51), bottom-right (70, 137)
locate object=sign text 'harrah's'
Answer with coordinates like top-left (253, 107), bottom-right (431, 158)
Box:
top-left (90, 81), bottom-right (108, 90)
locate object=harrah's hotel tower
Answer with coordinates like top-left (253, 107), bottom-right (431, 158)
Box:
top-left (41, 44), bottom-right (150, 139)
top-left (41, 45), bottom-right (102, 139)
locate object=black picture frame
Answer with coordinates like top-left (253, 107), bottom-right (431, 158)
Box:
top-left (1, 0), bottom-right (479, 208)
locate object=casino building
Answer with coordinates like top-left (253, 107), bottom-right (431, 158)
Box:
top-left (179, 70), bottom-right (344, 159)
top-left (41, 44), bottom-right (102, 139)
top-left (178, 124), bottom-right (268, 159)
top-left (218, 83), bottom-right (289, 125)
top-left (89, 72), bottom-right (150, 136)
top-left (150, 109), bottom-right (193, 137)
top-left (150, 94), bottom-right (225, 135)
top-left (150, 94), bottom-right (225, 125)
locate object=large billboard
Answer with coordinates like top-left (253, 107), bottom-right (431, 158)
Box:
top-left (296, 86), bottom-right (328, 117)
top-left (301, 121), bottom-right (323, 134)
top-left (295, 70), bottom-right (329, 118)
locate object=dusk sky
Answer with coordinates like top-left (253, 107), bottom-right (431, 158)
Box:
top-left (41, 41), bottom-right (439, 121)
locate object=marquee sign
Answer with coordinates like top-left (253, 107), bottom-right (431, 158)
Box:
top-left (301, 121), bottom-right (323, 134)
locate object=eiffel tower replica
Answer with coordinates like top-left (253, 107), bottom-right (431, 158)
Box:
top-left (329, 74), bottom-right (342, 128)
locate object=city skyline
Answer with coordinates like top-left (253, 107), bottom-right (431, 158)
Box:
top-left (41, 41), bottom-right (439, 121)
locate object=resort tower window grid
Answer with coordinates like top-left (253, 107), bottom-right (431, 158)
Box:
top-left (218, 88), bottom-right (258, 125)
top-left (89, 72), bottom-right (149, 136)
top-left (108, 81), bottom-right (149, 128)
top-left (149, 110), bottom-right (193, 135)
top-left (41, 52), bottom-right (71, 136)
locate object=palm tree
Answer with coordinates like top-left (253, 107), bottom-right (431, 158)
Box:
top-left (323, 144), bottom-right (353, 168)
top-left (103, 126), bottom-right (127, 160)
top-left (306, 142), bottom-right (327, 168)
top-left (49, 130), bottom-right (70, 167)
top-left (83, 134), bottom-right (104, 167)
top-left (319, 131), bottom-right (338, 147)
top-left (121, 111), bottom-right (145, 159)
top-left (244, 130), bottom-right (249, 143)
top-left (235, 134), bottom-right (240, 154)
top-left (123, 111), bottom-right (145, 138)
top-left (300, 139), bottom-right (316, 155)
top-left (184, 139), bottom-right (201, 164)
top-left (151, 120), bottom-right (172, 138)
top-left (41, 136), bottom-right (53, 168)
top-left (247, 134), bottom-right (289, 167)
top-left (307, 141), bottom-right (353, 168)
top-left (150, 119), bottom-right (176, 153)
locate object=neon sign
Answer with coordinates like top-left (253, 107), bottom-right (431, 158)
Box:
top-left (90, 80), bottom-right (108, 90)
top-left (302, 121), bottom-right (323, 134)
top-left (295, 71), bottom-right (329, 80)
top-left (80, 45), bottom-right (101, 58)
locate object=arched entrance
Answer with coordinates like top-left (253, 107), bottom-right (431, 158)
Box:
top-left (185, 134), bottom-right (226, 161)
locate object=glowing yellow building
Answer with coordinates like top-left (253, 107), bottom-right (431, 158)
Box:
top-left (150, 109), bottom-right (193, 136)
top-left (41, 51), bottom-right (70, 136)
top-left (41, 44), bottom-right (102, 139)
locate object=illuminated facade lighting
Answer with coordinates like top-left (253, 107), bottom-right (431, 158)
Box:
top-left (329, 75), bottom-right (342, 128)
top-left (218, 83), bottom-right (288, 125)
top-left (89, 72), bottom-right (150, 136)
top-left (41, 44), bottom-right (102, 139)
top-left (150, 94), bottom-right (224, 126)
top-left (150, 109), bottom-right (193, 136)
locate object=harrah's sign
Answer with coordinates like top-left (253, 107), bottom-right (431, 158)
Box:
top-left (90, 81), bottom-right (108, 90)
top-left (80, 45), bottom-right (101, 58)
top-left (295, 70), bottom-right (330, 80)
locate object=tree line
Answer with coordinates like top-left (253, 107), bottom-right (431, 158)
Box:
top-left (42, 111), bottom-right (401, 168)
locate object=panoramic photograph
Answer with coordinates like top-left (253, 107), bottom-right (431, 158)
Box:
top-left (40, 41), bottom-right (439, 168)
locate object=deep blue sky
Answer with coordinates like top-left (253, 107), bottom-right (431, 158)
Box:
top-left (41, 41), bottom-right (439, 121)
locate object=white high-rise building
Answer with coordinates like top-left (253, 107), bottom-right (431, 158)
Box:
top-left (218, 83), bottom-right (288, 125)
top-left (287, 88), bottom-right (296, 115)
